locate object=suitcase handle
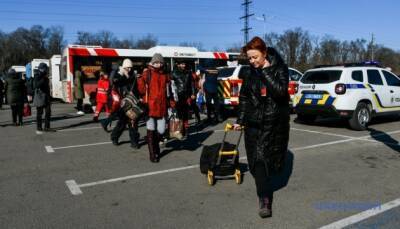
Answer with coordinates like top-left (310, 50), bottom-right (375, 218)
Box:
top-left (220, 123), bottom-right (243, 153)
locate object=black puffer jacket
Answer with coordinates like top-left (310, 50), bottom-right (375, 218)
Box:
top-left (110, 70), bottom-right (138, 98)
top-left (171, 68), bottom-right (193, 98)
top-left (5, 74), bottom-right (26, 105)
top-left (237, 47), bottom-right (290, 174)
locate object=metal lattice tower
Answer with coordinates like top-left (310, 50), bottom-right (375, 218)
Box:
top-left (240, 0), bottom-right (254, 44)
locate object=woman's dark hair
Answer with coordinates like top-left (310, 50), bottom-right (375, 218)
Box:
top-left (241, 36), bottom-right (267, 56)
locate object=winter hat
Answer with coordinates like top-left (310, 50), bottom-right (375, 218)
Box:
top-left (122, 58), bottom-right (133, 68)
top-left (38, 62), bottom-right (48, 74)
top-left (7, 68), bottom-right (16, 77)
top-left (150, 53), bottom-right (164, 64)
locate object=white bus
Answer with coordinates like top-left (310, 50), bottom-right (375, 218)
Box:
top-left (10, 65), bottom-right (26, 79)
top-left (25, 59), bottom-right (50, 80)
top-left (49, 55), bottom-right (62, 99)
top-left (56, 45), bottom-right (238, 103)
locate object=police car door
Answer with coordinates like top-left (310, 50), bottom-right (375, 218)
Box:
top-left (381, 70), bottom-right (400, 107)
top-left (366, 69), bottom-right (392, 109)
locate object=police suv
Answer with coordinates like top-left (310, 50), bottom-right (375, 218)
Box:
top-left (293, 62), bottom-right (400, 130)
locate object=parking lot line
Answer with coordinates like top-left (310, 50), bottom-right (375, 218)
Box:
top-left (52, 141), bottom-right (111, 151)
top-left (66, 156), bottom-right (248, 195)
top-left (58, 126), bottom-right (103, 132)
top-left (64, 128), bottom-right (400, 195)
top-left (292, 138), bottom-right (355, 151)
top-left (45, 129), bottom-right (226, 153)
top-left (291, 128), bottom-right (356, 139)
top-left (68, 164), bottom-right (199, 195)
top-left (45, 145), bottom-right (55, 153)
top-left (319, 197), bottom-right (400, 229)
top-left (45, 128), bottom-right (400, 153)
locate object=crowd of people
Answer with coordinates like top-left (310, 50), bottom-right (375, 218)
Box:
top-left (1, 37), bottom-right (291, 219)
top-left (93, 54), bottom-right (214, 163)
top-left (0, 63), bottom-right (52, 134)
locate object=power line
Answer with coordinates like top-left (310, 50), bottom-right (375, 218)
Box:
top-left (0, 10), bottom-right (234, 22)
top-left (240, 0), bottom-right (254, 44)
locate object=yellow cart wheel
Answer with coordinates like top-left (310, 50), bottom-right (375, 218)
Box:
top-left (234, 169), bottom-right (242, 184)
top-left (207, 170), bottom-right (215, 186)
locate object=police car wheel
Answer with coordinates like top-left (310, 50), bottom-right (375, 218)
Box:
top-left (349, 102), bottom-right (370, 131)
top-left (296, 114), bottom-right (317, 124)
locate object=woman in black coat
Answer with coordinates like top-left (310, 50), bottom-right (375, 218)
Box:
top-left (4, 69), bottom-right (27, 126)
top-left (234, 37), bottom-right (290, 218)
top-left (32, 63), bottom-right (52, 133)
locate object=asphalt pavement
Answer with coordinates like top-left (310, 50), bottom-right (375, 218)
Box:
top-left (1, 103), bottom-right (400, 229)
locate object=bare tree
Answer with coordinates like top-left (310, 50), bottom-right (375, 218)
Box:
top-left (135, 34), bottom-right (158, 49)
top-left (96, 30), bottom-right (115, 48)
top-left (226, 42), bottom-right (242, 52)
top-left (47, 26), bottom-right (65, 55)
top-left (179, 41), bottom-right (205, 51)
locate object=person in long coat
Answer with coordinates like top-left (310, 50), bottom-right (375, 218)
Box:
top-left (137, 53), bottom-right (170, 163)
top-left (234, 36), bottom-right (290, 218)
top-left (74, 67), bottom-right (85, 115)
top-left (32, 63), bottom-right (52, 133)
top-left (4, 69), bottom-right (26, 126)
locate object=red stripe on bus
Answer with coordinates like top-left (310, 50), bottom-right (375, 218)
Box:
top-left (213, 52), bottom-right (220, 59)
top-left (68, 55), bottom-right (74, 74)
top-left (219, 53), bottom-right (228, 59)
top-left (69, 48), bottom-right (91, 56)
top-left (94, 48), bottom-right (119, 57)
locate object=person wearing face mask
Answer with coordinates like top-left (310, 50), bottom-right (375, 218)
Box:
top-left (138, 53), bottom-right (170, 163)
top-left (109, 59), bottom-right (141, 150)
top-left (233, 37), bottom-right (290, 218)
top-left (32, 63), bottom-right (52, 134)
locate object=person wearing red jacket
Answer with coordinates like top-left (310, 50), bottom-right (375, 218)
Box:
top-left (138, 53), bottom-right (170, 163)
top-left (93, 71), bottom-right (110, 122)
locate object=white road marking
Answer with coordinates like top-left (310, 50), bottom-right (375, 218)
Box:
top-left (292, 139), bottom-right (355, 151)
top-left (291, 128), bottom-right (356, 139)
top-left (52, 141), bottom-right (111, 150)
top-left (65, 180), bottom-right (83, 195)
top-left (67, 156), bottom-right (249, 195)
top-left (319, 198), bottom-right (400, 229)
top-left (49, 129), bottom-right (226, 152)
top-left (64, 129), bottom-right (399, 195)
top-left (45, 145), bottom-right (55, 153)
top-left (58, 126), bottom-right (103, 132)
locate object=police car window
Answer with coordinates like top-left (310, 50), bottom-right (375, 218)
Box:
top-left (382, 70), bottom-right (400, 87)
top-left (367, 70), bottom-right (383, 85)
top-left (300, 70), bottom-right (342, 84)
top-left (217, 68), bottom-right (235, 78)
top-left (351, 70), bottom-right (363, 82)
top-left (289, 69), bottom-right (302, 81)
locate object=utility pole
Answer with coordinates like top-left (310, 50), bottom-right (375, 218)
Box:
top-left (240, 0), bottom-right (254, 44)
top-left (371, 33), bottom-right (375, 61)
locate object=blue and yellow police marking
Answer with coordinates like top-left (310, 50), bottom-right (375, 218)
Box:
top-left (299, 94), bottom-right (336, 106)
top-left (317, 94), bottom-right (330, 105)
top-left (345, 84), bottom-right (366, 89)
top-left (365, 84), bottom-right (400, 112)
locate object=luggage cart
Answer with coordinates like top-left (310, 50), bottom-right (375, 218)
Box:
top-left (204, 123), bottom-right (243, 186)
